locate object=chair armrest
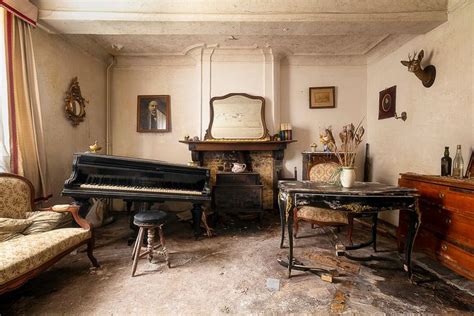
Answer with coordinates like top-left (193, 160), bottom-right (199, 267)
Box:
top-left (38, 204), bottom-right (92, 230)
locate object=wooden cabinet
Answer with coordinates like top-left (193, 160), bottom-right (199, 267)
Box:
top-left (398, 173), bottom-right (474, 280)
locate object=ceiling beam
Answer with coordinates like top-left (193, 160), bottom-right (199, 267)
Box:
top-left (32, 0), bottom-right (448, 14)
top-left (38, 10), bottom-right (446, 35)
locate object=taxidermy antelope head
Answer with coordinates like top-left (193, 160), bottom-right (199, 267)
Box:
top-left (400, 50), bottom-right (436, 88)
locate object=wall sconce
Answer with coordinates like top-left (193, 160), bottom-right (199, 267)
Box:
top-left (394, 111), bottom-right (407, 121)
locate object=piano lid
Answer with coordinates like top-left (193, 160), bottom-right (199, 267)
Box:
top-left (73, 153), bottom-right (209, 172)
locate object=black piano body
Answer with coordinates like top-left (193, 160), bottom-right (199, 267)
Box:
top-left (62, 153), bottom-right (211, 237)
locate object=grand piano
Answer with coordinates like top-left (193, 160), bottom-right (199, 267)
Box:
top-left (62, 153), bottom-right (211, 237)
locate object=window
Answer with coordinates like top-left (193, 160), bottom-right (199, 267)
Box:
top-left (0, 7), bottom-right (10, 172)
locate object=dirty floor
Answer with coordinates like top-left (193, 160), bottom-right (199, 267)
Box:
top-left (1, 212), bottom-right (473, 314)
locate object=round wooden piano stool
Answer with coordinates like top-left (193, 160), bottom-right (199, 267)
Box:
top-left (131, 210), bottom-right (169, 277)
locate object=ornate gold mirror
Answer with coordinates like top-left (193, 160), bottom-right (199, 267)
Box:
top-left (205, 93), bottom-right (269, 141)
top-left (64, 77), bottom-right (87, 126)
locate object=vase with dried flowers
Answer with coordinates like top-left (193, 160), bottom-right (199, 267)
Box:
top-left (323, 120), bottom-right (365, 188)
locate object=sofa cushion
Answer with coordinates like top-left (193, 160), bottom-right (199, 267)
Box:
top-left (0, 218), bottom-right (33, 242)
top-left (0, 228), bottom-right (91, 286)
top-left (23, 211), bottom-right (72, 235)
top-left (0, 177), bottom-right (33, 219)
top-left (297, 206), bottom-right (349, 224)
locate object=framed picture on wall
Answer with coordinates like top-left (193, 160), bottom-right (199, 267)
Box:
top-left (309, 86), bottom-right (336, 109)
top-left (137, 95), bottom-right (171, 133)
top-left (378, 86), bottom-right (396, 120)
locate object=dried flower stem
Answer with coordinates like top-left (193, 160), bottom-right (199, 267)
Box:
top-left (328, 118), bottom-right (365, 168)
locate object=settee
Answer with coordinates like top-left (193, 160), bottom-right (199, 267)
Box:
top-left (0, 173), bottom-right (99, 294)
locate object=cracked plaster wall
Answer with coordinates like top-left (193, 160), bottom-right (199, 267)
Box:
top-left (31, 28), bottom-right (107, 204)
top-left (366, 1), bottom-right (474, 225)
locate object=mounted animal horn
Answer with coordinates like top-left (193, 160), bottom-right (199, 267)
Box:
top-left (400, 49), bottom-right (436, 88)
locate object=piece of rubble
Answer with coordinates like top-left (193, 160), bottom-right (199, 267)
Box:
top-left (266, 278), bottom-right (280, 291)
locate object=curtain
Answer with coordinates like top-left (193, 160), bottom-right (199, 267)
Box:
top-left (5, 10), bottom-right (50, 200)
top-left (0, 8), bottom-right (10, 172)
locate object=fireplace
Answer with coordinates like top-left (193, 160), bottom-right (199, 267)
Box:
top-left (180, 140), bottom-right (296, 209)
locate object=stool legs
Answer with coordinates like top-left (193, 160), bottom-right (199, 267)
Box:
top-left (131, 225), bottom-right (170, 277)
top-left (131, 227), bottom-right (145, 277)
top-left (132, 228), bottom-right (144, 260)
top-left (147, 227), bottom-right (155, 262)
top-left (158, 225), bottom-right (169, 267)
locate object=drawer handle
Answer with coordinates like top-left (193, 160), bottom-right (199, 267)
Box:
top-left (438, 193), bottom-right (445, 199)
top-left (441, 244), bottom-right (448, 251)
top-left (445, 218), bottom-right (452, 225)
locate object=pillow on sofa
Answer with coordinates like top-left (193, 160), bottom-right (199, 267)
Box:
top-left (23, 211), bottom-right (72, 235)
top-left (0, 218), bottom-right (33, 242)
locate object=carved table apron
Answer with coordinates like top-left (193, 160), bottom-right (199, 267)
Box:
top-left (278, 181), bottom-right (420, 281)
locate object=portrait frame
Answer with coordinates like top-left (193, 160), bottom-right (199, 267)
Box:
top-left (309, 86), bottom-right (335, 109)
top-left (136, 95), bottom-right (171, 133)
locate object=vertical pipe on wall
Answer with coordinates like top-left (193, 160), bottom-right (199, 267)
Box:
top-left (199, 48), bottom-right (203, 140)
top-left (106, 56), bottom-right (115, 155)
top-left (208, 47), bottom-right (215, 139)
top-left (199, 46), bottom-right (215, 140)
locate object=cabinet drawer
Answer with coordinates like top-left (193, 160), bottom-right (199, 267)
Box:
top-left (400, 178), bottom-right (474, 215)
top-left (442, 189), bottom-right (474, 216)
top-left (399, 179), bottom-right (445, 204)
top-left (415, 228), bottom-right (474, 280)
top-left (420, 204), bottom-right (474, 249)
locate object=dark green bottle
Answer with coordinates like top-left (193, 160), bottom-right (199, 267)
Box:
top-left (441, 146), bottom-right (452, 176)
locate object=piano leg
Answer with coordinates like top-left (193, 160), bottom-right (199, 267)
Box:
top-left (126, 200), bottom-right (133, 214)
top-left (74, 198), bottom-right (91, 218)
top-left (191, 204), bottom-right (203, 239)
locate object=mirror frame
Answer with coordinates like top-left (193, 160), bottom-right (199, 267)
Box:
top-left (64, 77), bottom-right (87, 126)
top-left (205, 93), bottom-right (270, 141)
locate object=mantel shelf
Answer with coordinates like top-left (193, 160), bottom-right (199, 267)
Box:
top-left (179, 140), bottom-right (297, 152)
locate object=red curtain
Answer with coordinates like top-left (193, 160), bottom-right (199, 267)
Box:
top-left (0, 0), bottom-right (37, 26)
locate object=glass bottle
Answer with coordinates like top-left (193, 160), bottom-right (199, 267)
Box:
top-left (452, 145), bottom-right (464, 179)
top-left (440, 146), bottom-right (452, 176)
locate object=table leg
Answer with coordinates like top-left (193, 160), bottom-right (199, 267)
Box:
top-left (404, 208), bottom-right (420, 279)
top-left (278, 194), bottom-right (286, 248)
top-left (372, 214), bottom-right (378, 252)
top-left (287, 206), bottom-right (295, 278)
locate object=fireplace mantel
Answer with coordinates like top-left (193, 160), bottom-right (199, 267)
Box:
top-left (179, 140), bottom-right (296, 152)
top-left (179, 140), bottom-right (296, 164)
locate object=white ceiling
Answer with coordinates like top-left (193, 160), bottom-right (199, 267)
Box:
top-left (32, 0), bottom-right (450, 59)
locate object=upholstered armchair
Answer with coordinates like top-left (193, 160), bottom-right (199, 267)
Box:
top-left (293, 163), bottom-right (356, 243)
top-left (0, 173), bottom-right (99, 294)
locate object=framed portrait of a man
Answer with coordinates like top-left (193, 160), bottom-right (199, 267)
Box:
top-left (137, 95), bottom-right (170, 133)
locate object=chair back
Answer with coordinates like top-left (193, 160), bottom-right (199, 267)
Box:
top-left (309, 163), bottom-right (341, 183)
top-left (0, 173), bottom-right (34, 219)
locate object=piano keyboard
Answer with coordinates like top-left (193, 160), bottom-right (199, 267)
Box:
top-left (79, 184), bottom-right (203, 196)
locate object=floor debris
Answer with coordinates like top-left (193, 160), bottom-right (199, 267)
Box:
top-left (266, 278), bottom-right (280, 291)
top-left (1, 212), bottom-right (472, 314)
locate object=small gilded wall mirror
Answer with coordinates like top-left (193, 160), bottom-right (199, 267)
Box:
top-left (64, 77), bottom-right (87, 126)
